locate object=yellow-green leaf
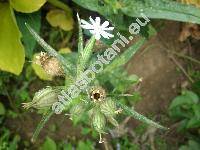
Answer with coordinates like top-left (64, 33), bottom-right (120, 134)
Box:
top-left (10, 0), bottom-right (46, 13)
top-left (0, 3), bottom-right (25, 75)
top-left (0, 102), bottom-right (5, 115)
top-left (59, 47), bottom-right (71, 54)
top-left (46, 9), bottom-right (74, 31)
top-left (32, 53), bottom-right (52, 81)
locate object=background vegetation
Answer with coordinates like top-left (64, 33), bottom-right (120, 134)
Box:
top-left (0, 0), bottom-right (200, 149)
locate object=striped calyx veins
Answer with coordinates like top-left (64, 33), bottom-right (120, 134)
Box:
top-left (22, 87), bottom-right (60, 109)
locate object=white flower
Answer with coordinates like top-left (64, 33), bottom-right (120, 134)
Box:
top-left (80, 16), bottom-right (114, 40)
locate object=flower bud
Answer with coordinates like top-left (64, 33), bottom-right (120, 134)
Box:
top-left (100, 98), bottom-right (117, 116)
top-left (92, 110), bottom-right (106, 133)
top-left (22, 87), bottom-right (60, 109)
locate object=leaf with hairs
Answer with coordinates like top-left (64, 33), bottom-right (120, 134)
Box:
top-left (25, 23), bottom-right (74, 76)
top-left (76, 14), bottom-right (84, 77)
top-left (73, 0), bottom-right (200, 24)
top-left (116, 100), bottom-right (168, 130)
top-left (104, 37), bottom-right (146, 72)
top-left (121, 0), bottom-right (200, 24)
top-left (31, 110), bottom-right (54, 143)
top-left (79, 36), bottom-right (96, 74)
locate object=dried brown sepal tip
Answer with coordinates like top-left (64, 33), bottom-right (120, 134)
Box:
top-left (89, 86), bottom-right (106, 103)
top-left (179, 23), bottom-right (200, 41)
top-left (35, 52), bottom-right (64, 77)
top-left (180, 0), bottom-right (200, 8)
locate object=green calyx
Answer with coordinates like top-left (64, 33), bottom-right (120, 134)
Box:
top-left (70, 103), bottom-right (86, 116)
top-left (22, 86), bottom-right (61, 109)
top-left (100, 98), bottom-right (117, 116)
top-left (92, 109), bottom-right (106, 134)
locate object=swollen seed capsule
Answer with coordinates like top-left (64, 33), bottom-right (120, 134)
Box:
top-left (107, 116), bottom-right (119, 127)
top-left (92, 110), bottom-right (106, 133)
top-left (100, 98), bottom-right (117, 116)
top-left (22, 87), bottom-right (60, 109)
top-left (70, 103), bottom-right (85, 116)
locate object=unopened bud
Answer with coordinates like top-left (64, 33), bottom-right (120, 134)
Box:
top-left (22, 87), bottom-right (60, 109)
top-left (70, 103), bottom-right (85, 116)
top-left (100, 98), bottom-right (117, 116)
top-left (92, 110), bottom-right (106, 133)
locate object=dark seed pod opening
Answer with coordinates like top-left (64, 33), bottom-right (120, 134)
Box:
top-left (89, 86), bottom-right (106, 102)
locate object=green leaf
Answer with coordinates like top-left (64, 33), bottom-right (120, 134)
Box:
top-left (104, 37), bottom-right (146, 72)
top-left (76, 14), bottom-right (84, 76)
top-left (192, 104), bottom-right (200, 118)
top-left (0, 3), bottom-right (25, 75)
top-left (25, 23), bottom-right (74, 76)
top-left (187, 117), bottom-right (200, 128)
top-left (73, 0), bottom-right (200, 24)
top-left (169, 90), bottom-right (199, 110)
top-left (78, 36), bottom-right (96, 76)
top-left (8, 135), bottom-right (20, 150)
top-left (116, 100), bottom-right (168, 130)
top-left (40, 137), bottom-right (57, 150)
top-left (72, 0), bottom-right (100, 12)
top-left (0, 102), bottom-right (5, 115)
top-left (15, 11), bottom-right (41, 58)
top-left (31, 110), bottom-right (54, 143)
top-left (187, 140), bottom-right (200, 150)
top-left (46, 9), bottom-right (74, 31)
top-left (179, 140), bottom-right (200, 150)
top-left (77, 140), bottom-right (94, 150)
top-left (10, 0), bottom-right (46, 13)
top-left (121, 0), bottom-right (200, 24)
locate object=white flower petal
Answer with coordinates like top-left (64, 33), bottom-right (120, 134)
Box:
top-left (101, 30), bottom-right (114, 39)
top-left (89, 16), bottom-right (96, 25)
top-left (103, 26), bottom-right (114, 31)
top-left (77, 13), bottom-right (80, 22)
top-left (80, 16), bottom-right (114, 39)
top-left (95, 17), bottom-right (101, 26)
top-left (81, 24), bottom-right (94, 30)
top-left (95, 33), bottom-right (101, 40)
top-left (102, 21), bottom-right (109, 28)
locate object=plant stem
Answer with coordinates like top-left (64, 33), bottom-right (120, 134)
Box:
top-left (169, 54), bottom-right (194, 83)
top-left (170, 50), bottom-right (200, 65)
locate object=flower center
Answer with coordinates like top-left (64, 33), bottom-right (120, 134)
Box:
top-left (93, 92), bottom-right (101, 100)
top-left (89, 86), bottom-right (106, 102)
